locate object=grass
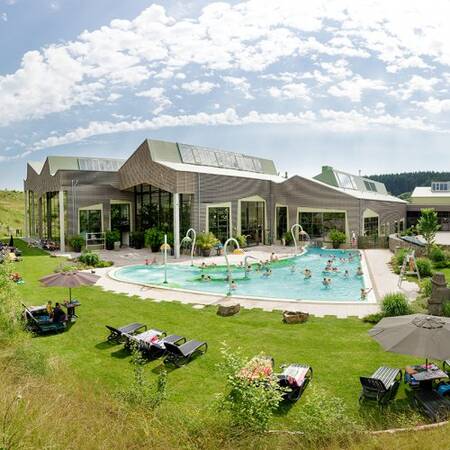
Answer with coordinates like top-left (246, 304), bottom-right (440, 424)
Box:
top-left (0, 190), bottom-right (24, 236)
top-left (2, 240), bottom-right (450, 448)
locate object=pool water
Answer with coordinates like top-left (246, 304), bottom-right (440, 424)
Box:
top-left (113, 248), bottom-right (367, 302)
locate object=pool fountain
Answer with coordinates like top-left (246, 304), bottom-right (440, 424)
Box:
top-left (180, 228), bottom-right (197, 266)
top-left (290, 223), bottom-right (310, 255)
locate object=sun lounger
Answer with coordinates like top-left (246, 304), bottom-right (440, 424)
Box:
top-left (123, 328), bottom-right (166, 351)
top-left (277, 364), bottom-right (313, 401)
top-left (413, 389), bottom-right (450, 422)
top-left (105, 322), bottom-right (147, 343)
top-left (24, 309), bottom-right (65, 334)
top-left (144, 334), bottom-right (186, 359)
top-left (164, 339), bottom-right (208, 366)
top-left (359, 366), bottom-right (402, 405)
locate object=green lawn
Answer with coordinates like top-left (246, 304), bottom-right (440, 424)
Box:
top-left (0, 189), bottom-right (24, 235)
top-left (14, 241), bottom-right (426, 430)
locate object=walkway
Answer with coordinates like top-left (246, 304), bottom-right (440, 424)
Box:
top-left (363, 249), bottom-right (419, 301)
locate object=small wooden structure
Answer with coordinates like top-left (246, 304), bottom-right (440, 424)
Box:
top-left (217, 303), bottom-right (240, 317)
top-left (283, 311), bottom-right (309, 324)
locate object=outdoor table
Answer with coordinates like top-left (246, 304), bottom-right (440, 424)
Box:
top-left (64, 300), bottom-right (81, 320)
top-left (405, 364), bottom-right (449, 390)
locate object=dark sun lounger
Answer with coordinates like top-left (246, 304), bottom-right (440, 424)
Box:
top-left (413, 389), bottom-right (450, 422)
top-left (106, 322), bottom-right (147, 343)
top-left (24, 309), bottom-right (66, 334)
top-left (359, 366), bottom-right (402, 405)
top-left (163, 339), bottom-right (208, 366)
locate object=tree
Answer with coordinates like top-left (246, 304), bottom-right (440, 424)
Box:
top-left (417, 208), bottom-right (440, 255)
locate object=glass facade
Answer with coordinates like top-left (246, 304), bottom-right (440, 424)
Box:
top-left (364, 216), bottom-right (379, 237)
top-left (298, 211), bottom-right (345, 238)
top-left (79, 209), bottom-right (102, 234)
top-left (134, 184), bottom-right (193, 235)
top-left (208, 207), bottom-right (230, 243)
top-left (241, 201), bottom-right (265, 245)
top-left (276, 206), bottom-right (287, 240)
top-left (111, 204), bottom-right (130, 232)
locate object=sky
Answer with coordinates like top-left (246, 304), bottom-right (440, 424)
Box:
top-left (1, 0), bottom-right (450, 189)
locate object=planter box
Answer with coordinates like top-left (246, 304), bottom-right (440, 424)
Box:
top-left (217, 304), bottom-right (240, 317)
top-left (283, 311), bottom-right (309, 324)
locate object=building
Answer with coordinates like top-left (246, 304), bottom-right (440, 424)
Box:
top-left (24, 139), bottom-right (407, 254)
top-left (408, 182), bottom-right (450, 231)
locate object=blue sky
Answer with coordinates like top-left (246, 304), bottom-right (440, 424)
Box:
top-left (1, 0), bottom-right (450, 189)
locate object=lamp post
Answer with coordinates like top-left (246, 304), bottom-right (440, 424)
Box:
top-left (224, 237), bottom-right (240, 296)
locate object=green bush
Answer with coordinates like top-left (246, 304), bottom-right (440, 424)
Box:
top-left (78, 250), bottom-right (100, 267)
top-left (105, 230), bottom-right (121, 250)
top-left (235, 234), bottom-right (247, 248)
top-left (216, 346), bottom-right (284, 432)
top-left (443, 302), bottom-right (450, 317)
top-left (295, 386), bottom-right (360, 445)
top-left (382, 293), bottom-right (411, 317)
top-left (416, 258), bottom-right (433, 277)
top-left (328, 229), bottom-right (346, 249)
top-left (144, 228), bottom-right (165, 252)
top-left (130, 231), bottom-right (145, 249)
top-left (420, 278), bottom-right (432, 297)
top-left (362, 312), bottom-right (384, 324)
top-left (196, 232), bottom-right (219, 251)
top-left (68, 235), bottom-right (85, 252)
top-left (430, 245), bottom-right (446, 263)
top-left (391, 248), bottom-right (408, 274)
top-left (283, 231), bottom-right (293, 246)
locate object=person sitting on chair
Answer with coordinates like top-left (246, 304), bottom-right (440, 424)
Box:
top-left (52, 302), bottom-right (66, 323)
top-left (46, 300), bottom-right (53, 317)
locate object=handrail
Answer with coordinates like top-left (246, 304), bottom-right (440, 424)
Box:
top-left (224, 237), bottom-right (240, 296)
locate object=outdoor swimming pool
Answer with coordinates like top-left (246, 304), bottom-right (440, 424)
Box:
top-left (112, 248), bottom-right (369, 302)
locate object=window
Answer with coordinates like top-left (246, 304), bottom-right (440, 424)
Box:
top-left (298, 211), bottom-right (345, 238)
top-left (276, 206), bottom-right (288, 240)
top-left (208, 207), bottom-right (230, 243)
top-left (364, 217), bottom-right (378, 237)
top-left (432, 182), bottom-right (450, 192)
top-left (364, 180), bottom-right (377, 192)
top-left (80, 209), bottom-right (102, 234)
top-left (111, 204), bottom-right (130, 232)
top-left (335, 172), bottom-right (356, 189)
top-left (241, 201), bottom-right (265, 245)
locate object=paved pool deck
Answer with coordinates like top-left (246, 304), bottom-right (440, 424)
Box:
top-left (55, 245), bottom-right (419, 318)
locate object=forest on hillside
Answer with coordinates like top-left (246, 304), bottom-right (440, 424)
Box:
top-left (366, 171), bottom-right (450, 196)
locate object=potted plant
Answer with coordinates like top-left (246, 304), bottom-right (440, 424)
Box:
top-left (283, 231), bottom-right (293, 246)
top-left (235, 234), bottom-right (247, 248)
top-left (105, 230), bottom-right (121, 250)
top-left (130, 231), bottom-right (145, 249)
top-left (328, 229), bottom-right (347, 249)
top-left (144, 228), bottom-right (164, 252)
top-left (196, 232), bottom-right (219, 257)
top-left (68, 235), bottom-right (85, 252)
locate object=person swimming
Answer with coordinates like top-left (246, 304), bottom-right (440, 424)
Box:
top-left (231, 280), bottom-right (237, 290)
top-left (343, 270), bottom-right (349, 278)
top-left (360, 287), bottom-right (372, 300)
top-left (304, 268), bottom-right (312, 279)
top-left (356, 266), bottom-right (363, 276)
top-left (322, 277), bottom-right (332, 287)
top-left (262, 268), bottom-right (272, 277)
top-left (270, 252), bottom-right (279, 262)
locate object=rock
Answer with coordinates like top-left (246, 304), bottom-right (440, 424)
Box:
top-left (283, 310), bottom-right (309, 324)
top-left (217, 303), bottom-right (240, 317)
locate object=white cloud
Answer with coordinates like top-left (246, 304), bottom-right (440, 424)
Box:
top-left (106, 93), bottom-right (122, 102)
top-left (395, 75), bottom-right (439, 100)
top-left (1, 12), bottom-right (7, 21)
top-left (328, 75), bottom-right (385, 102)
top-left (414, 97), bottom-right (450, 114)
top-left (181, 80), bottom-right (218, 94)
top-left (268, 83), bottom-right (310, 100)
top-left (135, 87), bottom-right (172, 114)
top-left (222, 76), bottom-right (253, 99)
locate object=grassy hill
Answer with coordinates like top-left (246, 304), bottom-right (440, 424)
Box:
top-left (0, 190), bottom-right (24, 236)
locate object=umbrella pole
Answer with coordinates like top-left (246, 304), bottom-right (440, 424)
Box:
top-left (69, 287), bottom-right (72, 302)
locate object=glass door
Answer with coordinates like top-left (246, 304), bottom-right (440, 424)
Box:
top-left (276, 206), bottom-right (287, 241)
top-left (241, 201), bottom-right (265, 245)
top-left (208, 207), bottom-right (230, 243)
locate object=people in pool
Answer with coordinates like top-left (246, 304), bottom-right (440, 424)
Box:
top-left (303, 268), bottom-right (312, 279)
top-left (200, 274), bottom-right (212, 282)
top-left (231, 280), bottom-right (237, 290)
top-left (262, 268), bottom-right (272, 277)
top-left (356, 266), bottom-right (364, 276)
top-left (270, 252), bottom-right (279, 262)
top-left (322, 277), bottom-right (332, 288)
top-left (343, 270), bottom-right (349, 278)
top-left (360, 287), bottom-right (372, 300)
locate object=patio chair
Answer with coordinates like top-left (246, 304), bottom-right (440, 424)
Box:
top-left (122, 328), bottom-right (167, 352)
top-left (277, 364), bottom-right (313, 402)
top-left (24, 309), bottom-right (66, 334)
top-left (163, 339), bottom-right (208, 367)
top-left (359, 366), bottom-right (402, 405)
top-left (144, 334), bottom-right (186, 359)
top-left (105, 322), bottom-right (147, 343)
top-left (413, 389), bottom-right (450, 422)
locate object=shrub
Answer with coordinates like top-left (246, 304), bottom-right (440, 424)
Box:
top-left (295, 386), bottom-right (360, 445)
top-left (235, 234), bottom-right (247, 248)
top-left (118, 346), bottom-right (167, 409)
top-left (362, 312), bottom-right (384, 324)
top-left (78, 250), bottom-right (100, 267)
top-left (417, 208), bottom-right (440, 255)
top-left (283, 231), bottom-right (293, 246)
top-left (328, 229), bottom-right (347, 249)
top-left (216, 346), bottom-right (284, 432)
top-left (68, 235), bottom-right (85, 252)
top-left (415, 258), bottom-right (433, 277)
top-left (130, 231), bottom-right (145, 249)
top-left (429, 245), bottom-right (446, 263)
top-left (105, 230), bottom-right (121, 250)
top-left (391, 248), bottom-right (408, 274)
top-left (381, 293), bottom-right (411, 317)
top-left (196, 232), bottom-right (219, 251)
top-left (420, 278), bottom-right (433, 297)
top-left (443, 302), bottom-right (450, 317)
top-left (144, 228), bottom-right (165, 252)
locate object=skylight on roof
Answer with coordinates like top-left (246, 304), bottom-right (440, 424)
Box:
top-left (335, 171), bottom-right (356, 189)
top-left (78, 158), bottom-right (123, 172)
top-left (178, 143), bottom-right (264, 173)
